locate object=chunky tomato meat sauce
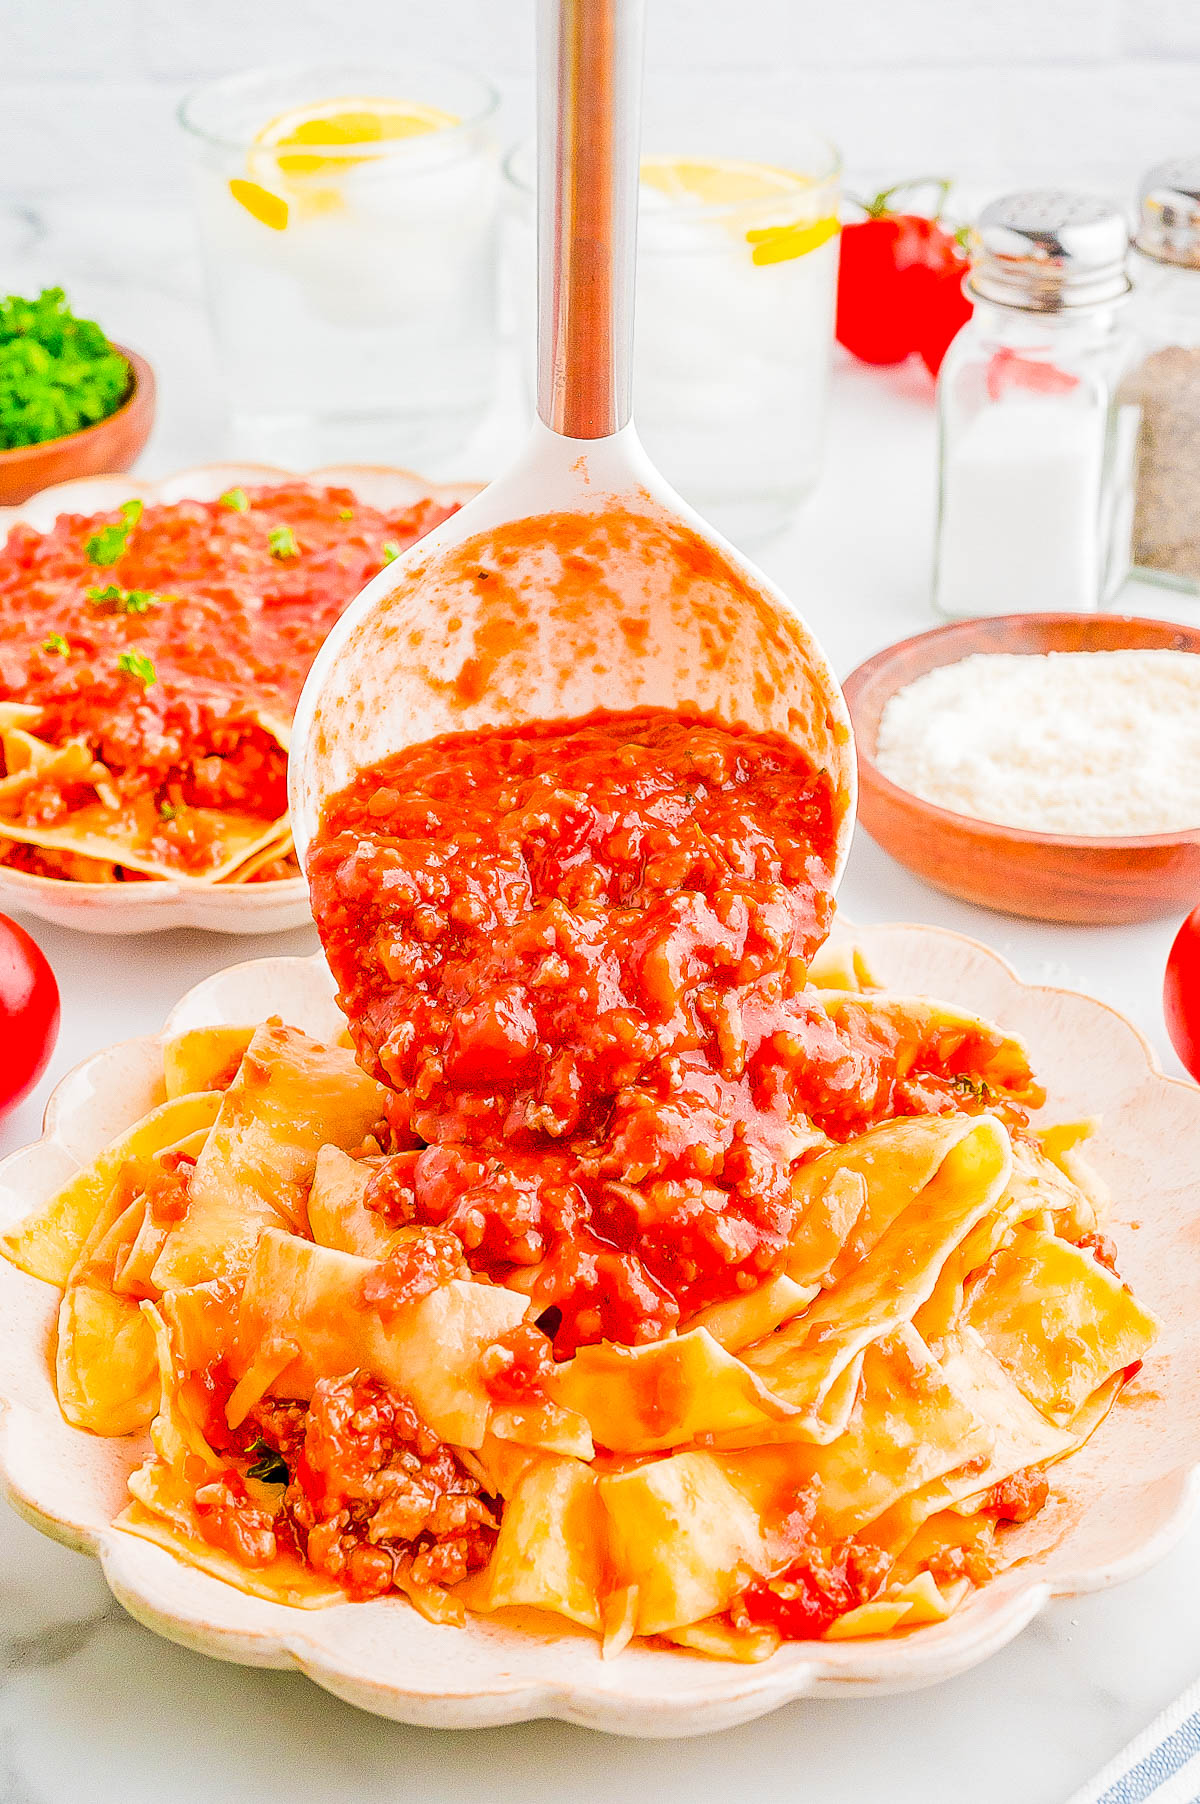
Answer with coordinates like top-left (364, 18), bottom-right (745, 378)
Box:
top-left (310, 709), bottom-right (1030, 1355)
top-left (0, 482), bottom-right (455, 879)
top-left (195, 1361), bottom-right (497, 1599)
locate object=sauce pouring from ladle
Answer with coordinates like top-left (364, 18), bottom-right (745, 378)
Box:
top-left (289, 0), bottom-right (855, 876)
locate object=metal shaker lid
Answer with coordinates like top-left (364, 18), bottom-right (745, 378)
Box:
top-left (967, 189), bottom-right (1131, 311)
top-left (1134, 158), bottom-right (1200, 269)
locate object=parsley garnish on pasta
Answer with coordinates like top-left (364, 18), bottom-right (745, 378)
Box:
top-left (116, 649), bottom-right (157, 687)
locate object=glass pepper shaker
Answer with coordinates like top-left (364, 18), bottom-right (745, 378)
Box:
top-left (933, 191), bottom-right (1135, 619)
top-left (1125, 159), bottom-right (1200, 592)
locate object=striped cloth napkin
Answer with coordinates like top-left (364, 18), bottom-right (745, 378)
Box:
top-left (1067, 1681), bottom-right (1200, 1804)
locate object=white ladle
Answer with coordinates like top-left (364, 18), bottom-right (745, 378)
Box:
top-left (290, 0), bottom-right (855, 876)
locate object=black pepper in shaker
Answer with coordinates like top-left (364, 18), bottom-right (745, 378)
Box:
top-left (1126, 159), bottom-right (1200, 590)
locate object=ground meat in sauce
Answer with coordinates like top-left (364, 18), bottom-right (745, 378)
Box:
top-left (740, 1538), bottom-right (893, 1640)
top-left (194, 1367), bottom-right (497, 1600)
top-left (309, 709), bottom-right (1036, 1354)
top-left (982, 1466), bottom-right (1050, 1523)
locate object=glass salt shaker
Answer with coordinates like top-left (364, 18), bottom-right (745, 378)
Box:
top-left (933, 191), bottom-right (1135, 619)
top-left (1125, 159), bottom-right (1200, 593)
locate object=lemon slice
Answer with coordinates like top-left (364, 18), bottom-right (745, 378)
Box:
top-left (230, 96), bottom-right (458, 230)
top-left (640, 156), bottom-right (805, 207)
top-left (746, 216), bottom-right (840, 266)
top-left (256, 97), bottom-right (458, 176)
top-left (639, 155), bottom-right (839, 265)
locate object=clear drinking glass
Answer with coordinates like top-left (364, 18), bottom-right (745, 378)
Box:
top-left (181, 60), bottom-right (501, 470)
top-left (505, 123), bottom-right (841, 544)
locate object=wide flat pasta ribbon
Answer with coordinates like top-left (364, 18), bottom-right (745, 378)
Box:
top-left (860, 1327), bottom-right (1123, 1561)
top-left (305, 1144), bottom-right (395, 1259)
top-left (0, 797), bottom-right (292, 885)
top-left (963, 1226), bottom-right (1159, 1425)
top-left (787, 1113), bottom-right (1004, 1287)
top-left (600, 1450), bottom-right (769, 1636)
top-left (236, 1228), bottom-right (529, 1450)
top-left (548, 1327), bottom-right (797, 1454)
top-left (468, 1455), bottom-right (607, 1631)
top-left (1, 1091), bottom-right (221, 1287)
top-left (151, 1021), bottom-right (386, 1290)
top-left (122, 1307), bottom-right (338, 1609)
top-left (684, 1271), bottom-right (818, 1351)
top-left (914, 1137), bottom-right (1100, 1345)
top-left (720, 1325), bottom-right (993, 1543)
top-left (162, 1027), bottom-right (255, 1100)
top-left (56, 1282), bottom-right (159, 1437)
top-left (743, 1115), bottom-right (1013, 1424)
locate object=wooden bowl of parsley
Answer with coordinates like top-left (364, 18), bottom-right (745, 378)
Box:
top-left (0, 289), bottom-right (155, 505)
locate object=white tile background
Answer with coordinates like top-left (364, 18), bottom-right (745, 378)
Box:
top-left (0, 0), bottom-right (1197, 202)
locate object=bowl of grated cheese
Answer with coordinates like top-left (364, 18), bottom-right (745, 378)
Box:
top-left (843, 612), bottom-right (1200, 924)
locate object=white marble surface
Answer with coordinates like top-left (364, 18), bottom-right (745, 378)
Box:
top-left (2, 199), bottom-right (1200, 1804)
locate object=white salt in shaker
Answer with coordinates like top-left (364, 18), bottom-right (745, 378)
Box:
top-left (1126, 159), bottom-right (1200, 593)
top-left (933, 191), bottom-right (1136, 619)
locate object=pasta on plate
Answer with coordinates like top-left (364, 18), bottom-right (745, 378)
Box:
top-left (0, 480), bottom-right (456, 885)
top-left (0, 706), bottom-right (1159, 1663)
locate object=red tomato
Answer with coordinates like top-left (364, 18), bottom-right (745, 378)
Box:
top-left (0, 914), bottom-right (59, 1115)
top-left (918, 268), bottom-right (974, 377)
top-left (835, 180), bottom-right (971, 372)
top-left (1164, 906), bottom-right (1200, 1081)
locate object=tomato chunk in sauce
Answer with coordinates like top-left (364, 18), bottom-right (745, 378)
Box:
top-left (309, 709), bottom-right (1032, 1354)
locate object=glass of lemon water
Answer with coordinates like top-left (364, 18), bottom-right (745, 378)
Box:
top-left (506, 123), bottom-right (840, 543)
top-left (181, 61), bottom-right (500, 470)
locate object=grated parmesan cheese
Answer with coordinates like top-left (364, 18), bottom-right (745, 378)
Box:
top-left (874, 649), bottom-right (1200, 837)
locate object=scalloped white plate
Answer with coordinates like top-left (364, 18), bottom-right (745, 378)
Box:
top-left (0, 462), bottom-right (480, 936)
top-left (0, 920), bottom-right (1198, 1734)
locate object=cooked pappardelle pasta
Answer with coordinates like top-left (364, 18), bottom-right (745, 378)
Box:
top-left (3, 709), bottom-right (1158, 1659)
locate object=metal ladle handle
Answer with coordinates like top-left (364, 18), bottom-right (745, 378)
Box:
top-left (536, 0), bottom-right (646, 440)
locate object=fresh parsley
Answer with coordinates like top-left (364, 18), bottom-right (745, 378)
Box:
top-left (42, 632), bottom-right (69, 656)
top-left (84, 498), bottom-right (143, 567)
top-left (116, 648), bottom-right (156, 687)
top-left (87, 582), bottom-right (156, 615)
top-left (84, 523), bottom-right (127, 565)
top-left (952, 1072), bottom-right (993, 1102)
top-left (381, 540), bottom-right (401, 564)
top-left (220, 487), bottom-right (249, 513)
top-left (337, 507), bottom-right (353, 521)
top-left (267, 523), bottom-right (299, 560)
top-left (246, 1438), bottom-right (289, 1485)
top-left (0, 288), bottom-right (131, 450)
top-left (158, 800), bottom-right (178, 821)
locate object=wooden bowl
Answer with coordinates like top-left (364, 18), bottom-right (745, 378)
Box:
top-left (0, 346), bottom-right (156, 505)
top-left (843, 613), bottom-right (1200, 925)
